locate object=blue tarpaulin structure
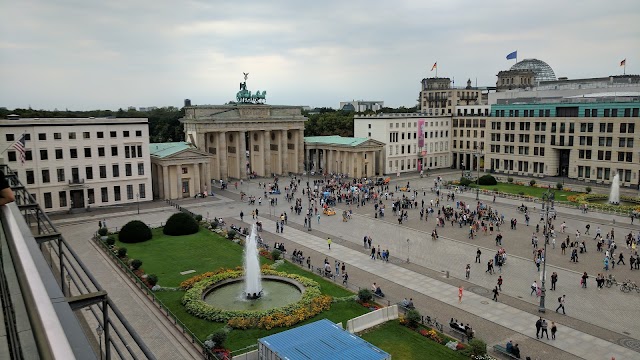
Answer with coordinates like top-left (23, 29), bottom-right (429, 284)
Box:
top-left (258, 319), bottom-right (391, 360)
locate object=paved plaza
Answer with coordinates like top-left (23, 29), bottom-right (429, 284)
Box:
top-left (52, 172), bottom-right (640, 359)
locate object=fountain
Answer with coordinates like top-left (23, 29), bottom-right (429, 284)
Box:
top-left (609, 173), bottom-right (620, 205)
top-left (244, 223), bottom-right (263, 299)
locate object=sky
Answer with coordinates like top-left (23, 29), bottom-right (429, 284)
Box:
top-left (1, 0), bottom-right (639, 110)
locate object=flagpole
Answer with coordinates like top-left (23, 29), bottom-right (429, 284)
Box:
top-left (0, 131), bottom-right (26, 155)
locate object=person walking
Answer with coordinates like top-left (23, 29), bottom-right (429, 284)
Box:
top-left (581, 272), bottom-right (589, 288)
top-left (541, 319), bottom-right (549, 339)
top-left (555, 295), bottom-right (566, 314)
top-left (475, 248), bottom-right (482, 263)
top-left (492, 286), bottom-right (499, 302)
top-left (531, 280), bottom-right (539, 296)
top-left (465, 264), bottom-right (471, 279)
top-left (551, 272), bottom-right (558, 290)
top-left (240, 211), bottom-right (244, 221)
top-left (551, 321), bottom-right (557, 340)
top-left (327, 237), bottom-right (332, 250)
top-left (306, 256), bottom-right (311, 269)
top-left (458, 286), bottom-right (464, 303)
top-left (497, 276), bottom-right (503, 291)
top-left (342, 272), bottom-right (348, 286)
top-left (535, 317), bottom-right (542, 339)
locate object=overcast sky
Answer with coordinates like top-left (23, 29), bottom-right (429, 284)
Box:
top-left (1, 0), bottom-right (638, 110)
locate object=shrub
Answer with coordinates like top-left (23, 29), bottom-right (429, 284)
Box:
top-left (106, 237), bottom-right (116, 246)
top-left (556, 182), bottom-right (563, 190)
top-left (131, 259), bottom-right (143, 270)
top-left (507, 177), bottom-right (514, 183)
top-left (117, 247), bottom-right (127, 258)
top-left (459, 178), bottom-right (473, 186)
top-left (211, 220), bottom-right (219, 229)
top-left (405, 309), bottom-right (421, 329)
top-left (147, 274), bottom-right (158, 287)
top-left (358, 288), bottom-right (373, 303)
top-left (195, 214), bottom-right (203, 222)
top-left (271, 249), bottom-right (282, 260)
top-left (478, 174), bottom-right (497, 186)
top-left (518, 191), bottom-right (525, 196)
top-left (227, 229), bottom-right (237, 239)
top-left (585, 186), bottom-right (592, 194)
top-left (98, 227), bottom-right (109, 236)
top-left (207, 330), bottom-right (228, 349)
top-left (461, 339), bottom-right (487, 356)
top-left (119, 220), bottom-right (152, 243)
top-left (529, 179), bottom-right (536, 186)
top-left (164, 212), bottom-right (199, 236)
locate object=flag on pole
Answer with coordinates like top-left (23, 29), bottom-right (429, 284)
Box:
top-left (620, 59), bottom-right (626, 66)
top-left (431, 62), bottom-right (437, 71)
top-left (13, 134), bottom-right (27, 164)
top-left (506, 51), bottom-right (517, 60)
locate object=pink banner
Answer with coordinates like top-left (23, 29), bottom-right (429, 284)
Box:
top-left (418, 119), bottom-right (425, 148)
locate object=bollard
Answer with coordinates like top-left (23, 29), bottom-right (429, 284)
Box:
top-left (446, 271), bottom-right (450, 278)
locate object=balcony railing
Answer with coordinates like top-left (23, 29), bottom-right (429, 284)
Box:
top-left (68, 178), bottom-right (85, 185)
top-left (1, 164), bottom-right (155, 359)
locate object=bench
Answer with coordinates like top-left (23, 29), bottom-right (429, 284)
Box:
top-left (448, 326), bottom-right (467, 343)
top-left (492, 344), bottom-right (518, 359)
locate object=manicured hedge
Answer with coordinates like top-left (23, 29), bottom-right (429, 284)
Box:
top-left (163, 212), bottom-right (199, 236)
top-left (119, 220), bottom-right (152, 243)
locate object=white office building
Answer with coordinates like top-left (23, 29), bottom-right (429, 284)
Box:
top-left (0, 117), bottom-right (153, 213)
top-left (340, 100), bottom-right (384, 112)
top-left (354, 113), bottom-right (451, 174)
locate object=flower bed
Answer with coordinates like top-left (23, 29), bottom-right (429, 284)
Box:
top-left (568, 193), bottom-right (640, 213)
top-left (181, 269), bottom-right (332, 329)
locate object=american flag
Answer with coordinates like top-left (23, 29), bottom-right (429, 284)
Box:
top-left (13, 134), bottom-right (27, 164)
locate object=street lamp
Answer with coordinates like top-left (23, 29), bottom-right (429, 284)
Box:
top-left (475, 146), bottom-right (482, 201)
top-left (136, 193), bottom-right (140, 214)
top-left (538, 189), bottom-right (555, 313)
top-left (96, 325), bottom-right (104, 360)
top-left (65, 274), bottom-right (72, 296)
top-left (406, 239), bottom-right (410, 263)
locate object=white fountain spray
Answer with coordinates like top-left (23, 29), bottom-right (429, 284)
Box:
top-left (609, 173), bottom-right (620, 205)
top-left (244, 223), bottom-right (262, 298)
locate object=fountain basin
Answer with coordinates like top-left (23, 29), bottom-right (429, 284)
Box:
top-left (202, 275), bottom-right (304, 311)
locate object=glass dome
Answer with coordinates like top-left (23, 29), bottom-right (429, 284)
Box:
top-left (510, 58), bottom-right (557, 82)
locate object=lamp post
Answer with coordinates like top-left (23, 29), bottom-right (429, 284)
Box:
top-left (475, 146), bottom-right (482, 201)
top-left (539, 189), bottom-right (555, 313)
top-left (96, 325), bottom-right (104, 360)
top-left (136, 193), bottom-right (140, 214)
top-left (406, 239), bottom-right (410, 263)
top-left (65, 274), bottom-right (72, 296)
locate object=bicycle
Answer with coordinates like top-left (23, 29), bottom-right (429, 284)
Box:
top-left (425, 315), bottom-right (443, 332)
top-left (605, 275), bottom-right (618, 288)
top-left (620, 279), bottom-right (638, 293)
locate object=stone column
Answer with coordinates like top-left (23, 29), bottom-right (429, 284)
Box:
top-left (194, 162), bottom-right (201, 195)
top-left (205, 162), bottom-right (211, 192)
top-left (276, 131), bottom-right (283, 175)
top-left (306, 148), bottom-right (311, 172)
top-left (238, 131), bottom-right (246, 179)
top-left (297, 129), bottom-right (304, 174)
top-left (264, 130), bottom-right (271, 176)
top-left (162, 165), bottom-right (170, 200)
top-left (196, 132), bottom-right (206, 151)
top-left (176, 165), bottom-right (182, 199)
top-left (326, 149), bottom-right (332, 174)
top-left (218, 132), bottom-right (228, 180)
top-left (282, 130), bottom-right (289, 174)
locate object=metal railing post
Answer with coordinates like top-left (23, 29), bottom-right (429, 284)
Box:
top-left (103, 300), bottom-right (111, 360)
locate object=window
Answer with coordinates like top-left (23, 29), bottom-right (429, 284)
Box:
top-left (57, 168), bottom-right (65, 182)
top-left (624, 108), bottom-right (631, 117)
top-left (112, 164), bottom-right (120, 177)
top-left (84, 147), bottom-right (92, 158)
top-left (127, 185), bottom-right (134, 200)
top-left (629, 123), bottom-right (635, 133)
top-left (139, 184), bottom-right (146, 199)
top-left (5, 134), bottom-right (14, 141)
top-left (110, 131), bottom-right (117, 138)
top-left (86, 166), bottom-right (94, 180)
top-left (44, 192), bottom-right (52, 209)
top-left (83, 132), bottom-right (90, 139)
top-left (59, 191), bottom-right (67, 207)
top-left (42, 169), bottom-right (50, 183)
top-left (40, 149), bottom-right (48, 160)
top-left (97, 131), bottom-right (104, 139)
top-left (70, 148), bottom-right (78, 158)
top-left (125, 147), bottom-right (130, 158)
top-left (69, 132), bottom-right (76, 139)
top-left (182, 167), bottom-right (188, 174)
top-left (55, 149), bottom-right (63, 159)
top-left (111, 146), bottom-right (118, 156)
top-left (123, 131), bottom-right (130, 137)
top-left (86, 189), bottom-right (94, 204)
top-left (135, 130), bottom-right (142, 137)
top-left (26, 170), bottom-right (34, 184)
top-left (101, 187), bottom-right (109, 202)
top-left (98, 147), bottom-right (105, 157)
top-left (138, 163), bottom-right (145, 175)
top-left (114, 186), bottom-right (121, 201)
top-left (7, 151), bottom-right (16, 162)
top-left (99, 165), bottom-right (107, 178)
top-left (38, 133), bottom-right (46, 140)
top-left (54, 132), bottom-right (62, 140)
top-left (125, 163), bottom-right (132, 176)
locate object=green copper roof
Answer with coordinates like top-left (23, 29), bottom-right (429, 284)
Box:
top-left (149, 142), bottom-right (194, 158)
top-left (304, 136), bottom-right (369, 147)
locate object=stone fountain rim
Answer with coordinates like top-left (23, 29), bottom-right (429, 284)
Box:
top-left (201, 275), bottom-right (306, 301)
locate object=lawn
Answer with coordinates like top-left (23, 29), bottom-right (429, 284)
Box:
top-left (115, 227), bottom-right (368, 352)
top-left (477, 182), bottom-right (580, 201)
top-left (361, 320), bottom-right (468, 360)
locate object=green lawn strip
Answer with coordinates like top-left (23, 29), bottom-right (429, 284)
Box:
top-left (115, 228), bottom-right (271, 287)
top-left (478, 183), bottom-right (579, 200)
top-left (155, 291), bottom-right (368, 352)
top-left (360, 320), bottom-right (467, 360)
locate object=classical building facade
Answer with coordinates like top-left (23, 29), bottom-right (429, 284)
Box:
top-left (149, 142), bottom-right (213, 199)
top-left (419, 78), bottom-right (486, 114)
top-left (354, 113), bottom-right (451, 174)
top-left (181, 104), bottom-right (307, 180)
top-left (0, 117), bottom-right (152, 212)
top-left (304, 136), bottom-right (385, 177)
top-left (452, 105), bottom-right (490, 172)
